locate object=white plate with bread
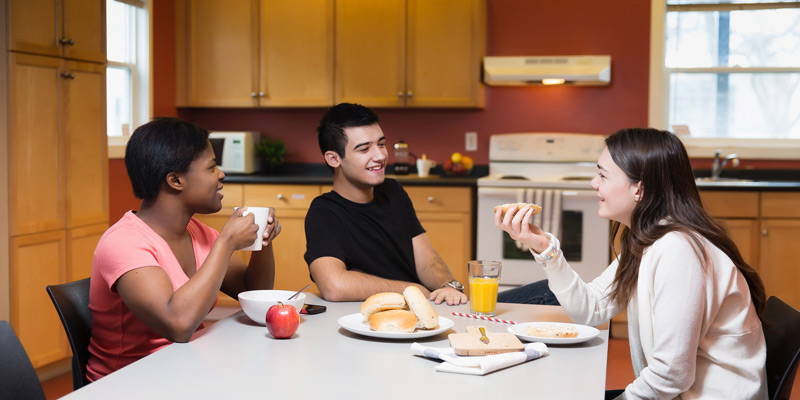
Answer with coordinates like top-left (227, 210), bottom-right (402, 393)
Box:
top-left (338, 287), bottom-right (455, 339)
top-left (338, 313), bottom-right (454, 339)
top-left (507, 322), bottom-right (600, 345)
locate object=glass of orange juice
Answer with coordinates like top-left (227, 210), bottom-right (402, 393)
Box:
top-left (468, 260), bottom-right (502, 316)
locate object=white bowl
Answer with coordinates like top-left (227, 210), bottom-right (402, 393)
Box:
top-left (238, 290), bottom-right (306, 325)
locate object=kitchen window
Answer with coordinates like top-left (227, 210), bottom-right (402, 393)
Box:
top-left (107, 0), bottom-right (150, 157)
top-left (649, 0), bottom-right (800, 142)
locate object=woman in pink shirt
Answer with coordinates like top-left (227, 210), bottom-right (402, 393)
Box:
top-left (87, 117), bottom-right (279, 381)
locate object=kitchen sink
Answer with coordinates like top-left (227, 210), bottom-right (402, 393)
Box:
top-left (695, 177), bottom-right (754, 183)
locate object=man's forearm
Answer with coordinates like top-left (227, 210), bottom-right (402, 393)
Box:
top-left (318, 269), bottom-right (427, 302)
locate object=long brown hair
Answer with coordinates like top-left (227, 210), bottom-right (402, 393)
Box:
top-left (606, 128), bottom-right (766, 317)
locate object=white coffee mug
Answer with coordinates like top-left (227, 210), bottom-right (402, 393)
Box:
top-left (234, 207), bottom-right (271, 251)
top-left (416, 159), bottom-right (437, 178)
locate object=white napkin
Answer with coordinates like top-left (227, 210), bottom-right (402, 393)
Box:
top-left (410, 342), bottom-right (548, 375)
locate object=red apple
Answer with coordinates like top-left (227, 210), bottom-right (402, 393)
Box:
top-left (443, 159), bottom-right (454, 172)
top-left (265, 302), bottom-right (299, 339)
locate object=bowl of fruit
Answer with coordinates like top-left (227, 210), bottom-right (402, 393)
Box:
top-left (443, 152), bottom-right (474, 176)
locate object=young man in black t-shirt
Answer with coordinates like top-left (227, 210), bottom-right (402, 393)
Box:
top-left (303, 103), bottom-right (467, 305)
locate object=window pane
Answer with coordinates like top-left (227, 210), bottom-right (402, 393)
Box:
top-left (669, 72), bottom-right (800, 138)
top-left (107, 0), bottom-right (134, 63)
top-left (107, 67), bottom-right (132, 137)
top-left (666, 9), bottom-right (800, 67)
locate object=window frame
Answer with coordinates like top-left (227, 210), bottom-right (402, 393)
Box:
top-left (648, 0), bottom-right (800, 159)
top-left (107, 0), bottom-right (151, 159)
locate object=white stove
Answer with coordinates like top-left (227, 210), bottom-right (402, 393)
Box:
top-left (476, 133), bottom-right (611, 289)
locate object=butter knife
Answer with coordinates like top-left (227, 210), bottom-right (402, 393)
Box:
top-left (479, 327), bottom-right (490, 344)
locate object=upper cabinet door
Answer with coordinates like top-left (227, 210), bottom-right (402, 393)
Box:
top-left (259, 0), bottom-right (334, 106)
top-left (407, 0), bottom-right (485, 107)
top-left (8, 53), bottom-right (66, 236)
top-left (64, 60), bottom-right (109, 228)
top-left (8, 0), bottom-right (62, 58)
top-left (62, 0), bottom-right (107, 63)
top-left (8, 0), bottom-right (106, 63)
top-left (335, 0), bottom-right (406, 107)
top-left (177, 0), bottom-right (258, 107)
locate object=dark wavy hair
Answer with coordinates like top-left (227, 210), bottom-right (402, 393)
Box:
top-left (125, 117), bottom-right (210, 201)
top-left (317, 103), bottom-right (379, 160)
top-left (607, 128), bottom-right (765, 318)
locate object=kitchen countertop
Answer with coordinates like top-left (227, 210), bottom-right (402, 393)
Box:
top-left (222, 164), bottom-right (486, 187)
top-left (222, 165), bottom-right (799, 190)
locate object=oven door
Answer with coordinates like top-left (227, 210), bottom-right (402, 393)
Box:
top-left (476, 187), bottom-right (610, 290)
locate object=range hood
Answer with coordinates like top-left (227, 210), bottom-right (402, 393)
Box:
top-left (483, 56), bottom-right (611, 86)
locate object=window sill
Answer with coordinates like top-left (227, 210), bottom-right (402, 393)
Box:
top-left (108, 137), bottom-right (128, 159)
top-left (681, 138), bottom-right (800, 160)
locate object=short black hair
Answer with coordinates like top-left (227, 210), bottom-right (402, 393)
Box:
top-left (125, 117), bottom-right (210, 200)
top-left (317, 103), bottom-right (379, 158)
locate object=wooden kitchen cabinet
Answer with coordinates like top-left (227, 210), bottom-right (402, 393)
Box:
top-left (175, 0), bottom-right (334, 107)
top-left (67, 223), bottom-right (107, 281)
top-left (403, 186), bottom-right (473, 289)
top-left (336, 0), bottom-right (485, 107)
top-left (8, 0), bottom-right (106, 63)
top-left (10, 231), bottom-right (69, 368)
top-left (759, 192), bottom-right (800, 310)
top-left (699, 191), bottom-right (760, 268)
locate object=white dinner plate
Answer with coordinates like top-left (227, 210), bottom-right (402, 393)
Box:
top-left (507, 322), bottom-right (600, 345)
top-left (337, 313), bottom-right (454, 339)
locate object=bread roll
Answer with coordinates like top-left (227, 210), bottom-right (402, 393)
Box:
top-left (360, 292), bottom-right (406, 321)
top-left (524, 324), bottom-right (579, 338)
top-left (369, 310), bottom-right (417, 333)
top-left (494, 202), bottom-right (542, 217)
top-left (403, 286), bottom-right (439, 330)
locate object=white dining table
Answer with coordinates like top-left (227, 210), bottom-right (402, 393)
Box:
top-left (62, 294), bottom-right (609, 399)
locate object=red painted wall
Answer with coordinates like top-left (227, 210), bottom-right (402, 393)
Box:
top-left (110, 0), bottom-right (653, 221)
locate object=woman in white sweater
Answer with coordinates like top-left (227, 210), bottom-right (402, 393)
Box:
top-left (495, 128), bottom-right (767, 400)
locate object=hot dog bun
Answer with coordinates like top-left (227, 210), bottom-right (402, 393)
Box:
top-left (360, 292), bottom-right (407, 321)
top-left (403, 286), bottom-right (439, 330)
top-left (524, 324), bottom-right (579, 338)
top-left (494, 202), bottom-right (542, 217)
top-left (369, 309), bottom-right (417, 333)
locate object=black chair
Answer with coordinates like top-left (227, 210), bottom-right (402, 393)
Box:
top-left (0, 320), bottom-right (46, 400)
top-left (46, 278), bottom-right (92, 390)
top-left (762, 296), bottom-right (800, 400)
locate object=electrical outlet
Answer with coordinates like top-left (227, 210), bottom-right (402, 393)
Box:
top-left (465, 132), bottom-right (478, 151)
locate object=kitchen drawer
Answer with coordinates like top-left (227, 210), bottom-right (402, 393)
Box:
top-left (761, 192), bottom-right (800, 218)
top-left (219, 184), bottom-right (244, 214)
top-left (405, 186), bottom-right (472, 214)
top-left (244, 184), bottom-right (321, 210)
top-left (699, 191), bottom-right (759, 218)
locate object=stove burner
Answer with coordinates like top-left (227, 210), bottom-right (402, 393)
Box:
top-left (500, 175), bottom-right (529, 180)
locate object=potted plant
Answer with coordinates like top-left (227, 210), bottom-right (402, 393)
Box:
top-left (255, 136), bottom-right (287, 173)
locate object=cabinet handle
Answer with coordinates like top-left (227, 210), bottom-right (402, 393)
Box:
top-left (277, 194), bottom-right (284, 200)
top-left (397, 92), bottom-right (404, 98)
top-left (251, 92), bottom-right (257, 97)
top-left (762, 229), bottom-right (768, 237)
top-left (407, 91), bottom-right (413, 97)
top-left (427, 196), bottom-right (435, 203)
top-left (60, 72), bottom-right (75, 79)
top-left (59, 37), bottom-right (75, 45)
top-left (258, 91), bottom-right (265, 97)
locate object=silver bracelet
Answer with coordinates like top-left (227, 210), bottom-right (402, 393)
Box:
top-left (531, 233), bottom-right (560, 265)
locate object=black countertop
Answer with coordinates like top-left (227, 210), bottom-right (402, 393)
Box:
top-left (222, 163), bottom-right (487, 187)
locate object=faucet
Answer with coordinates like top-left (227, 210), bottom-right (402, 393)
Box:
top-left (711, 150), bottom-right (740, 180)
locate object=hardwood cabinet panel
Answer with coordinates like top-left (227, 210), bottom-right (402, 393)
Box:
top-left (67, 223), bottom-right (107, 281)
top-left (259, 0), bottom-right (334, 106)
top-left (407, 0), bottom-right (485, 107)
top-left (244, 184), bottom-right (320, 210)
top-left (405, 186), bottom-right (472, 213)
top-left (268, 208), bottom-right (317, 292)
top-left (177, 0), bottom-right (258, 106)
top-left (699, 191), bottom-right (759, 218)
top-left (65, 60), bottom-right (108, 228)
top-left (62, 0), bottom-right (106, 63)
top-left (759, 219), bottom-right (800, 310)
top-left (416, 212), bottom-right (472, 293)
top-left (335, 0), bottom-right (406, 106)
top-left (7, 0), bottom-right (62, 58)
top-left (11, 231), bottom-right (68, 367)
top-left (761, 192), bottom-right (800, 218)
top-left (9, 53), bottom-right (65, 235)
top-left (722, 218), bottom-right (760, 270)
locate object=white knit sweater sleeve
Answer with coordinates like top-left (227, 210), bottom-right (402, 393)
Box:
top-left (538, 240), bottom-right (621, 327)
